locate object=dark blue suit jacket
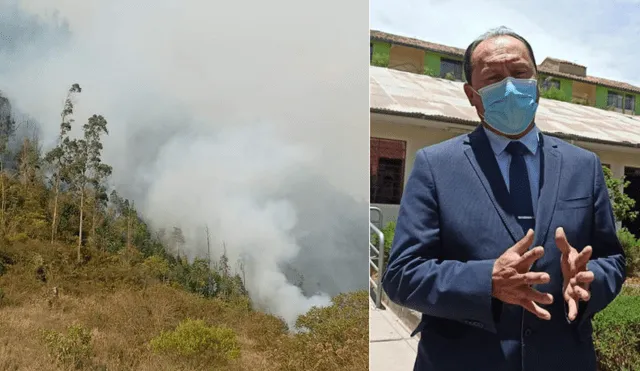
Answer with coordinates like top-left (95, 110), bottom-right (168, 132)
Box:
top-left (382, 126), bottom-right (625, 371)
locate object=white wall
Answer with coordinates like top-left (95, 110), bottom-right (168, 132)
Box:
top-left (370, 113), bottom-right (640, 224)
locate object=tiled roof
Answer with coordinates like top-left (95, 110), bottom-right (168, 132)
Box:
top-left (542, 57), bottom-right (586, 68)
top-left (370, 30), bottom-right (465, 59)
top-left (539, 68), bottom-right (640, 95)
top-left (370, 66), bottom-right (640, 147)
top-left (370, 30), bottom-right (640, 95)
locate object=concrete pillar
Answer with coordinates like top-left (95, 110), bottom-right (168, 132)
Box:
top-left (610, 163), bottom-right (625, 231)
top-left (611, 163), bottom-right (625, 179)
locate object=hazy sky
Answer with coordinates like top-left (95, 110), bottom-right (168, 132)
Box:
top-left (370, 0), bottom-right (640, 87)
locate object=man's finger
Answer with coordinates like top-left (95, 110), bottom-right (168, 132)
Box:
top-left (514, 246), bottom-right (544, 270)
top-left (510, 229), bottom-right (535, 255)
top-left (523, 287), bottom-right (553, 305)
top-left (519, 271), bottom-right (551, 286)
top-left (564, 283), bottom-right (576, 302)
top-left (575, 271), bottom-right (595, 284)
top-left (573, 285), bottom-right (591, 301)
top-left (555, 227), bottom-right (572, 255)
top-left (521, 300), bottom-right (551, 320)
top-left (574, 246), bottom-right (593, 269)
top-left (566, 296), bottom-right (578, 321)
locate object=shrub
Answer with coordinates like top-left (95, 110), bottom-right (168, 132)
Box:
top-left (171, 258), bottom-right (217, 297)
top-left (380, 221), bottom-right (396, 265)
top-left (7, 232), bottom-right (29, 243)
top-left (540, 86), bottom-right (567, 101)
top-left (41, 324), bottom-right (93, 369)
top-left (593, 287), bottom-right (640, 370)
top-left (272, 291), bottom-right (368, 371)
top-left (422, 66), bottom-right (440, 77)
top-left (150, 318), bottom-right (240, 365)
top-left (602, 166), bottom-right (638, 224)
top-left (142, 255), bottom-right (170, 281)
top-left (618, 228), bottom-right (640, 277)
top-left (371, 53), bottom-right (389, 68)
top-left (371, 221), bottom-right (395, 262)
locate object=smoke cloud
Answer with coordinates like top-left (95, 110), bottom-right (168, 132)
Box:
top-left (0, 0), bottom-right (369, 326)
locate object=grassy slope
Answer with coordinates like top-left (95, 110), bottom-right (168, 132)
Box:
top-left (0, 241), bottom-right (368, 371)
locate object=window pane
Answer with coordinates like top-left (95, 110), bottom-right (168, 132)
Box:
top-left (440, 58), bottom-right (463, 81)
top-left (625, 95), bottom-right (635, 111)
top-left (370, 138), bottom-right (406, 205)
top-left (607, 92), bottom-right (623, 108)
top-left (542, 79), bottom-right (561, 90)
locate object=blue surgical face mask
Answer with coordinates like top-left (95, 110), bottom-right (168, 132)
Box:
top-left (473, 77), bottom-right (539, 136)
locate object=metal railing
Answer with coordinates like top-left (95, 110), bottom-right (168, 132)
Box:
top-left (370, 206), bottom-right (383, 230)
top-left (370, 206), bottom-right (385, 309)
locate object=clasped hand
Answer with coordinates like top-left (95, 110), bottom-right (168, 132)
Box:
top-left (491, 227), bottom-right (595, 321)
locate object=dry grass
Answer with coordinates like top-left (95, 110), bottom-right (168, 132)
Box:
top-left (0, 241), bottom-right (368, 371)
top-left (627, 277), bottom-right (640, 286)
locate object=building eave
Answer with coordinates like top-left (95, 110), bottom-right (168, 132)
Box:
top-left (370, 108), bottom-right (640, 151)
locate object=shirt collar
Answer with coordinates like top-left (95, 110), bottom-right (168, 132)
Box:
top-left (483, 125), bottom-right (540, 156)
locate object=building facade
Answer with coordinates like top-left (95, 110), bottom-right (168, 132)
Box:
top-left (369, 30), bottom-right (640, 237)
top-left (370, 30), bottom-right (640, 115)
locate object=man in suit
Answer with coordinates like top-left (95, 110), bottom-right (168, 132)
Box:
top-left (381, 26), bottom-right (626, 371)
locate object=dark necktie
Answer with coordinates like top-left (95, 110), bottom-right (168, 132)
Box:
top-left (505, 141), bottom-right (535, 232)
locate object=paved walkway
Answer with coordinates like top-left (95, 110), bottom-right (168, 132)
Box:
top-left (369, 297), bottom-right (418, 371)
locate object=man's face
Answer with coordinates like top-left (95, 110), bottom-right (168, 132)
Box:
top-left (463, 35), bottom-right (538, 118)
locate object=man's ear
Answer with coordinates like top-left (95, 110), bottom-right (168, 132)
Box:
top-left (463, 83), bottom-right (476, 107)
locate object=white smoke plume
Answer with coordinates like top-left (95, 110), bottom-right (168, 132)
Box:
top-left (0, 0), bottom-right (369, 326)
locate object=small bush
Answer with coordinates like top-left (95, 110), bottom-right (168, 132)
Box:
top-left (540, 86), bottom-right (567, 101)
top-left (142, 255), bottom-right (170, 281)
top-left (371, 50), bottom-right (389, 68)
top-left (593, 287), bottom-right (640, 371)
top-left (443, 72), bottom-right (456, 81)
top-left (381, 222), bottom-right (396, 263)
top-left (150, 318), bottom-right (240, 365)
top-left (372, 221), bottom-right (396, 267)
top-left (7, 232), bottom-right (29, 243)
top-left (118, 246), bottom-right (144, 265)
top-left (603, 166), bottom-right (638, 224)
top-left (41, 324), bottom-right (93, 369)
top-left (423, 66), bottom-right (438, 77)
top-left (618, 228), bottom-right (640, 277)
top-left (272, 291), bottom-right (368, 371)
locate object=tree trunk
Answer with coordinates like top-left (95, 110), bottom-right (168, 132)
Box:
top-left (77, 187), bottom-right (84, 263)
top-left (51, 176), bottom-right (60, 244)
top-left (1, 161), bottom-right (5, 235)
top-left (20, 139), bottom-right (28, 187)
top-left (126, 207), bottom-right (132, 250)
top-left (91, 204), bottom-right (97, 250)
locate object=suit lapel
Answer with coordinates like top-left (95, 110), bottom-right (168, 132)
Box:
top-left (464, 126), bottom-right (524, 243)
top-left (534, 134), bottom-right (562, 246)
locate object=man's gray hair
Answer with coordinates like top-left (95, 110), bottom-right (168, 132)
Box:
top-left (463, 26), bottom-right (537, 83)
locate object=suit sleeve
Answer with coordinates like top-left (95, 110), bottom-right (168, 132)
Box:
top-left (381, 149), bottom-right (499, 334)
top-left (575, 153), bottom-right (626, 325)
